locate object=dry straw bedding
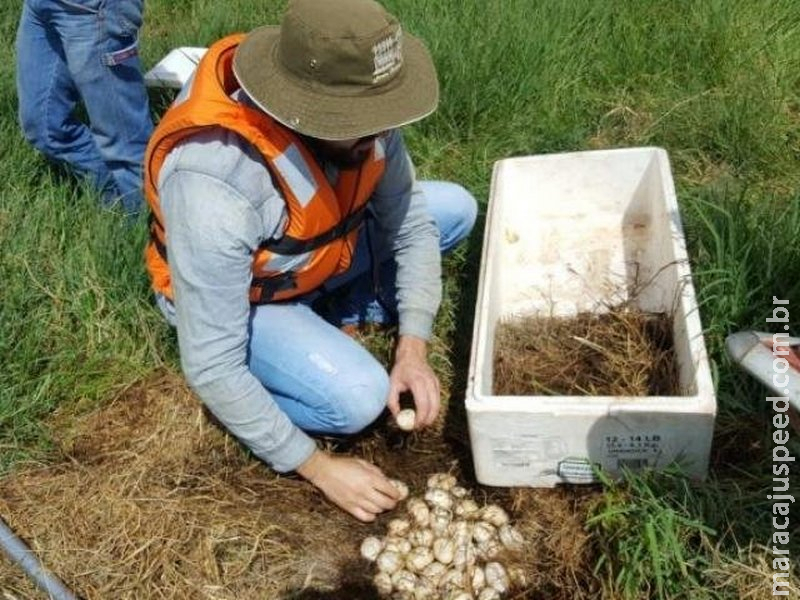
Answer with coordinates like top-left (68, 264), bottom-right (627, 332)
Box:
top-left (0, 372), bottom-right (596, 599)
top-left (494, 309), bottom-right (679, 397)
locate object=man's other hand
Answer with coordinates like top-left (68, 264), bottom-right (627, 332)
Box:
top-left (387, 335), bottom-right (440, 429)
top-left (297, 451), bottom-right (400, 522)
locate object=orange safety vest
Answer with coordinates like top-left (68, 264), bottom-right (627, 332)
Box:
top-left (144, 34), bottom-right (386, 304)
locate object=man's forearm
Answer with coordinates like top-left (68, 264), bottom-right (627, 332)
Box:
top-left (395, 334), bottom-right (428, 363)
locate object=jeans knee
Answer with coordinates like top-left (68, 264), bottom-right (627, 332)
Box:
top-left (439, 183), bottom-right (478, 252)
top-left (455, 184), bottom-right (479, 234)
top-left (336, 364), bottom-right (390, 434)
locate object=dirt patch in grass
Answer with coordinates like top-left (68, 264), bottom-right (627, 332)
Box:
top-left (0, 371), bottom-right (599, 599)
top-left (494, 308), bottom-right (679, 397)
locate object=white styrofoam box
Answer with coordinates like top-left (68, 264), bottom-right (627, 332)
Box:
top-left (466, 147), bottom-right (716, 487)
top-left (144, 47), bottom-right (207, 89)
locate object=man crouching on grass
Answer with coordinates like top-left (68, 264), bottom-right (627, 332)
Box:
top-left (143, 0), bottom-right (476, 521)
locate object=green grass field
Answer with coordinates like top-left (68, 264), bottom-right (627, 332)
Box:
top-left (1, 0), bottom-right (799, 597)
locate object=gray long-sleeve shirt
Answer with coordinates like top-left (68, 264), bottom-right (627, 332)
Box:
top-left (157, 126), bottom-right (441, 473)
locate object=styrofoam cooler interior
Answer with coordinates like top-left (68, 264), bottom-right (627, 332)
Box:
top-left (466, 147), bottom-right (716, 487)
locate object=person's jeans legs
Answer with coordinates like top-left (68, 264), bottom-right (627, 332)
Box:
top-left (16, 0), bottom-right (153, 214)
top-left (72, 0), bottom-right (153, 213)
top-left (16, 0), bottom-right (116, 199)
top-left (247, 302), bottom-right (390, 435)
top-left (318, 180), bottom-right (478, 327)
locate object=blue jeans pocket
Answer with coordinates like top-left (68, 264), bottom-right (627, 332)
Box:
top-left (101, 0), bottom-right (144, 66)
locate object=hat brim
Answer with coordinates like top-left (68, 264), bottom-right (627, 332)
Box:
top-left (232, 26), bottom-right (439, 140)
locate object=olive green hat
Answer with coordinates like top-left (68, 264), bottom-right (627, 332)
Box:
top-left (232, 0), bottom-right (439, 140)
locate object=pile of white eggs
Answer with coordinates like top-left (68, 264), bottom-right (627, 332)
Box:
top-left (361, 473), bottom-right (526, 599)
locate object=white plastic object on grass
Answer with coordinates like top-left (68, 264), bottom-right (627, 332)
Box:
top-left (144, 47), bottom-right (207, 89)
top-left (726, 331), bottom-right (800, 412)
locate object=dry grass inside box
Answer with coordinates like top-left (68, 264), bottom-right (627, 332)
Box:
top-left (493, 305), bottom-right (680, 397)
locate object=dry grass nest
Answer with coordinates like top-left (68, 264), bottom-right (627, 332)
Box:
top-left (0, 371), bottom-right (599, 599)
top-left (493, 307), bottom-right (679, 397)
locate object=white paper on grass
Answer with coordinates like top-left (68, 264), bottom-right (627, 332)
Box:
top-left (145, 47), bottom-right (208, 89)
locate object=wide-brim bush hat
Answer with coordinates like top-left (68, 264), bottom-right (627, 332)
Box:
top-left (233, 0), bottom-right (439, 140)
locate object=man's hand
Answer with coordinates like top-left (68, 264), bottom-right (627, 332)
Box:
top-left (387, 335), bottom-right (441, 429)
top-left (297, 450), bottom-right (400, 522)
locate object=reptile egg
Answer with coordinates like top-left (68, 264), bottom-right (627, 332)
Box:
top-left (484, 562), bottom-right (510, 593)
top-left (449, 520), bottom-right (470, 539)
top-left (450, 486), bottom-right (469, 499)
top-left (480, 505), bottom-right (509, 528)
top-left (408, 502), bottom-right (430, 528)
top-left (429, 507), bottom-right (452, 535)
top-left (453, 539), bottom-right (475, 569)
top-left (406, 546), bottom-right (434, 572)
top-left (421, 560), bottom-right (447, 584)
top-left (432, 537), bottom-right (456, 565)
top-left (508, 566), bottom-right (528, 587)
top-left (476, 538), bottom-right (502, 560)
top-left (427, 473), bottom-right (457, 491)
top-left (388, 518), bottom-right (411, 537)
top-left (360, 536), bottom-right (384, 561)
top-left (373, 571), bottom-right (393, 595)
top-left (440, 568), bottom-right (466, 591)
top-left (425, 488), bottom-right (453, 511)
top-left (469, 565), bottom-right (486, 591)
top-left (413, 578), bottom-right (436, 599)
top-left (477, 588), bottom-right (500, 600)
top-left (384, 539), bottom-right (399, 552)
top-left (390, 479), bottom-right (409, 500)
top-left (408, 528), bottom-right (434, 548)
top-left (471, 521), bottom-right (496, 545)
top-left (447, 592), bottom-right (473, 600)
top-left (391, 569), bottom-right (418, 593)
top-left (396, 408), bottom-right (416, 431)
top-left (376, 550), bottom-right (402, 574)
top-left (498, 524), bottom-right (524, 550)
top-left (454, 498), bottom-right (480, 518)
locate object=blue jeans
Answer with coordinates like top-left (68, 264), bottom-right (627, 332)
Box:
top-left (247, 181), bottom-right (478, 434)
top-left (16, 0), bottom-right (153, 214)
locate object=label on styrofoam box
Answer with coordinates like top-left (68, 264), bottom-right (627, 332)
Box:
top-left (603, 432), bottom-right (663, 470)
top-left (489, 434), bottom-right (567, 468)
